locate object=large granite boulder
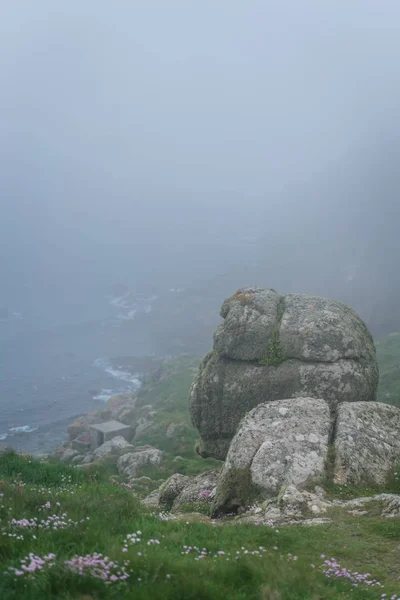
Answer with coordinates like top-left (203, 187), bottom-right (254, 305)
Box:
top-left (212, 398), bottom-right (330, 515)
top-left (190, 287), bottom-right (378, 460)
top-left (333, 401), bottom-right (400, 485)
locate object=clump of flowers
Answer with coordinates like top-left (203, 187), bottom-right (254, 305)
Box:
top-left (182, 545), bottom-right (209, 560)
top-left (247, 504), bottom-right (262, 514)
top-left (121, 531), bottom-right (161, 552)
top-left (10, 513), bottom-right (89, 530)
top-left (2, 532), bottom-right (24, 541)
top-left (264, 520), bottom-right (275, 527)
top-left (181, 544), bottom-right (267, 561)
top-left (65, 553), bottom-right (129, 582)
top-left (5, 553), bottom-right (56, 576)
top-left (5, 553), bottom-right (129, 584)
top-left (147, 538), bottom-right (160, 546)
top-left (122, 531), bottom-right (142, 552)
top-left (320, 556), bottom-right (384, 589)
top-left (199, 489), bottom-right (212, 501)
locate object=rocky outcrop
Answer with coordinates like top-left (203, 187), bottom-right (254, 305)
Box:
top-left (208, 396), bottom-right (400, 516)
top-left (117, 445), bottom-right (165, 480)
top-left (237, 489), bottom-right (400, 526)
top-left (190, 287), bottom-right (378, 460)
top-left (333, 402), bottom-right (400, 485)
top-left (212, 398), bottom-right (330, 515)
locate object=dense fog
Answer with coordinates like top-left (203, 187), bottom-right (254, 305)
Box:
top-left (1, 1), bottom-right (399, 334)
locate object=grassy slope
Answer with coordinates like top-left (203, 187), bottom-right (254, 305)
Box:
top-left (0, 453), bottom-right (400, 600)
top-left (376, 333), bottom-right (400, 406)
top-left (130, 354), bottom-right (221, 477)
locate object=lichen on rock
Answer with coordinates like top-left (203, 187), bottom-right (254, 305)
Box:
top-left (211, 397), bottom-right (330, 515)
top-left (333, 401), bottom-right (400, 485)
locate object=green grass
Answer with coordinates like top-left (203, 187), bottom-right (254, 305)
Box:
top-left (1, 453), bottom-right (400, 599)
top-left (376, 333), bottom-right (400, 406)
top-left (131, 355), bottom-right (221, 477)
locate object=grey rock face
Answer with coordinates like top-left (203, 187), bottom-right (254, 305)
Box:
top-left (214, 287), bottom-right (282, 361)
top-left (190, 287), bottom-right (378, 460)
top-left (92, 436), bottom-right (134, 459)
top-left (117, 445), bottom-right (164, 479)
top-left (212, 398), bottom-right (330, 515)
top-left (280, 294), bottom-right (376, 363)
top-left (333, 402), bottom-right (400, 485)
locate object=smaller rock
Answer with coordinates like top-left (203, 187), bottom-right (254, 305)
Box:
top-left (82, 454), bottom-right (94, 464)
top-left (347, 510), bottom-right (368, 516)
top-left (279, 485), bottom-right (309, 518)
top-left (172, 470), bottom-right (220, 512)
top-left (117, 445), bottom-right (164, 479)
top-left (381, 497), bottom-right (400, 518)
top-left (314, 486), bottom-right (326, 498)
top-left (92, 436), bottom-right (134, 459)
top-left (71, 454), bottom-right (84, 465)
top-left (143, 489), bottom-right (161, 509)
top-left (134, 407), bottom-right (157, 438)
top-left (158, 474), bottom-right (191, 509)
top-left (60, 448), bottom-right (78, 462)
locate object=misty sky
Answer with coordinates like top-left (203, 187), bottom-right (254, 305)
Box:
top-left (1, 1), bottom-right (400, 320)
